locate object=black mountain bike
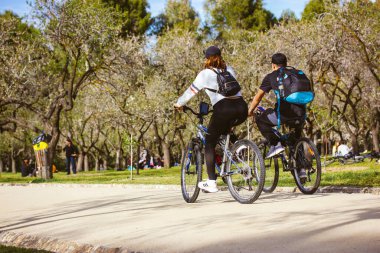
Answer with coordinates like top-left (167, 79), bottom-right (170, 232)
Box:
top-left (180, 102), bottom-right (265, 204)
top-left (258, 107), bottom-right (322, 194)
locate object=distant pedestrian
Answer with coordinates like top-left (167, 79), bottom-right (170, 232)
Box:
top-left (21, 158), bottom-right (32, 177)
top-left (138, 148), bottom-right (150, 169)
top-left (332, 140), bottom-right (340, 156)
top-left (155, 157), bottom-right (163, 169)
top-left (63, 138), bottom-right (78, 175)
top-left (337, 140), bottom-right (351, 157)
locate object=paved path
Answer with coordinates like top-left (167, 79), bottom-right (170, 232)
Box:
top-left (0, 185), bottom-right (379, 253)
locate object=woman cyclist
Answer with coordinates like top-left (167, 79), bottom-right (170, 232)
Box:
top-left (174, 46), bottom-right (248, 193)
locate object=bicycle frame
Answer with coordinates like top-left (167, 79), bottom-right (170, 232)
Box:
top-left (183, 107), bottom-right (250, 178)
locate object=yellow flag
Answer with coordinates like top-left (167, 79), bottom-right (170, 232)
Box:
top-left (33, 141), bottom-right (49, 151)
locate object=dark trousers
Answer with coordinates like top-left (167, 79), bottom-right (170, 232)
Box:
top-left (205, 98), bottom-right (248, 180)
top-left (255, 108), bottom-right (304, 146)
top-left (66, 156), bottom-right (76, 174)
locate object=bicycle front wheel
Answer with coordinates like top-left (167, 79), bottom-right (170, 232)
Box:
top-left (293, 138), bottom-right (321, 194)
top-left (181, 143), bottom-right (202, 203)
top-left (226, 140), bottom-right (265, 204)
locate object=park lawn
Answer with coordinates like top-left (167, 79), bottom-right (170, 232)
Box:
top-left (0, 245), bottom-right (51, 253)
top-left (275, 160), bottom-right (380, 187)
top-left (0, 167), bottom-right (181, 185)
top-left (0, 160), bottom-right (379, 187)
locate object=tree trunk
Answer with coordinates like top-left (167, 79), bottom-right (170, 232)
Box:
top-left (350, 134), bottom-right (359, 155)
top-left (0, 159), bottom-right (3, 173)
top-left (371, 119), bottom-right (379, 152)
top-left (321, 134), bottom-right (325, 156)
top-left (77, 152), bottom-right (84, 172)
top-left (38, 150), bottom-right (50, 179)
top-left (306, 118), bottom-right (314, 140)
top-left (115, 148), bottom-right (121, 170)
top-left (162, 142), bottom-right (171, 168)
top-left (95, 155), bottom-right (99, 171)
top-left (104, 159), bottom-right (108, 170)
top-left (84, 153), bottom-right (89, 172)
top-left (6, 154), bottom-right (10, 172)
top-left (122, 156), bottom-right (126, 169)
top-left (11, 156), bottom-right (16, 174)
top-left (136, 145), bottom-right (141, 175)
top-left (363, 130), bottom-right (370, 152)
top-left (46, 106), bottom-right (63, 180)
top-left (313, 134), bottom-right (318, 148)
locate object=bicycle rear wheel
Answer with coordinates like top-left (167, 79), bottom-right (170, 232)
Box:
top-left (181, 143), bottom-right (202, 203)
top-left (293, 138), bottom-right (321, 194)
top-left (259, 141), bottom-right (279, 193)
top-left (226, 140), bottom-right (265, 204)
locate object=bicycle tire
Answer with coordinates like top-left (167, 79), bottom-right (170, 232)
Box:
top-left (181, 143), bottom-right (202, 203)
top-left (226, 140), bottom-right (265, 204)
top-left (292, 137), bottom-right (321, 194)
top-left (259, 141), bottom-right (279, 193)
top-left (263, 157), bottom-right (279, 193)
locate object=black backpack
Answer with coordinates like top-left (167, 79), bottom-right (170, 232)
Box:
top-left (272, 67), bottom-right (314, 129)
top-left (207, 68), bottom-right (241, 97)
top-left (272, 66), bottom-right (314, 104)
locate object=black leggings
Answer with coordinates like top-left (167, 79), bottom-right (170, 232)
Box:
top-left (205, 98), bottom-right (248, 180)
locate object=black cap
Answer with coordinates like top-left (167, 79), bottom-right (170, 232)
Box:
top-left (271, 53), bottom-right (287, 66)
top-left (204, 46), bottom-right (221, 59)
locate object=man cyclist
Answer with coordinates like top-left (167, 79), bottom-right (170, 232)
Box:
top-left (174, 46), bottom-right (248, 193)
top-left (248, 53), bottom-right (307, 178)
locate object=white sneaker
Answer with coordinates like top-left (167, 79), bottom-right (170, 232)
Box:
top-left (266, 142), bottom-right (285, 158)
top-left (198, 180), bottom-right (218, 193)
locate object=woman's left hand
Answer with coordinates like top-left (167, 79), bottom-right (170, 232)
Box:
top-left (174, 103), bottom-right (183, 111)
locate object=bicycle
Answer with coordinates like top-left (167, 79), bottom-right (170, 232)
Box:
top-left (322, 151), bottom-right (379, 166)
top-left (322, 153), bottom-right (362, 166)
top-left (257, 107), bottom-right (322, 194)
top-left (180, 102), bottom-right (265, 204)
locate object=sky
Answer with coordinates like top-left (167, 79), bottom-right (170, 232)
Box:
top-left (0, 0), bottom-right (310, 20)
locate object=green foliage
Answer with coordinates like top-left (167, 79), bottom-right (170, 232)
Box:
top-left (0, 11), bottom-right (39, 38)
top-left (101, 0), bottom-right (151, 36)
top-left (279, 9), bottom-right (298, 23)
top-left (302, 0), bottom-right (326, 21)
top-left (151, 0), bottom-right (199, 35)
top-left (206, 0), bottom-right (276, 37)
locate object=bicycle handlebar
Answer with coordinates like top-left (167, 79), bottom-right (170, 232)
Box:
top-left (182, 105), bottom-right (213, 117)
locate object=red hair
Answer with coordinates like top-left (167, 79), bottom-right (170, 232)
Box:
top-left (204, 55), bottom-right (226, 70)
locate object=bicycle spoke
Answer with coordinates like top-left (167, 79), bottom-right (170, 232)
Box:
top-left (226, 140), bottom-right (265, 204)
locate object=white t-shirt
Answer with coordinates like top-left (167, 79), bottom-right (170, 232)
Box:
top-left (337, 144), bottom-right (351, 156)
top-left (176, 66), bottom-right (242, 106)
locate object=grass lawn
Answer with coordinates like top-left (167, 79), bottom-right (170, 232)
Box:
top-left (0, 245), bottom-right (51, 253)
top-left (0, 167), bottom-right (181, 185)
top-left (0, 160), bottom-right (379, 187)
